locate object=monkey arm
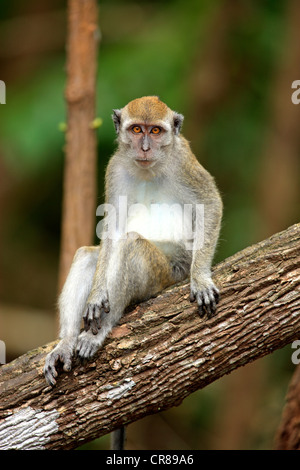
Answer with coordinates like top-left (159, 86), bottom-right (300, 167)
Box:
top-left (190, 237), bottom-right (221, 318)
top-left (189, 177), bottom-right (223, 318)
top-left (83, 179), bottom-right (128, 333)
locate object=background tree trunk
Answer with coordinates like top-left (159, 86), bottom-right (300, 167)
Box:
top-left (215, 0), bottom-right (300, 449)
top-left (58, 0), bottom-right (99, 291)
top-left (260, 0), bottom-right (300, 449)
top-left (257, 0), bottom-right (300, 241)
top-left (0, 223), bottom-right (299, 450)
top-left (274, 364), bottom-right (300, 449)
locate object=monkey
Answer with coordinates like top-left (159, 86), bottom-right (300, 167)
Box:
top-left (44, 95), bottom-right (223, 448)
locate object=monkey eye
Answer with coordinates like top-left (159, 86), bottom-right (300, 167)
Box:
top-left (150, 126), bottom-right (161, 135)
top-left (131, 125), bottom-right (142, 134)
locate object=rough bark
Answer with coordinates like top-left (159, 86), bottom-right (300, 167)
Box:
top-left (58, 0), bottom-right (99, 290)
top-left (0, 223), bottom-right (299, 450)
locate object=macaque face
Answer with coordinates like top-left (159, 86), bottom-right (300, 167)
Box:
top-left (112, 96), bottom-right (183, 171)
top-left (126, 122), bottom-right (169, 168)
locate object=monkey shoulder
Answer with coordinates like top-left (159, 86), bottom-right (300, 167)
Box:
top-left (175, 136), bottom-right (218, 200)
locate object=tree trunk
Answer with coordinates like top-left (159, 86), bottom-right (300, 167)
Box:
top-left (58, 0), bottom-right (99, 291)
top-left (260, 0), bottom-right (300, 450)
top-left (0, 223), bottom-right (299, 450)
top-left (257, 0), bottom-right (300, 240)
top-left (274, 364), bottom-right (300, 449)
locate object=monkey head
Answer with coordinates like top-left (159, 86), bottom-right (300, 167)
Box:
top-left (112, 96), bottom-right (184, 171)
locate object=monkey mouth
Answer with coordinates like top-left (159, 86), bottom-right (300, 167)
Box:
top-left (135, 159), bottom-right (155, 168)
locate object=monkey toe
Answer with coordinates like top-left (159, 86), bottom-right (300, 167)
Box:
top-left (44, 339), bottom-right (75, 387)
top-left (44, 355), bottom-right (59, 387)
top-left (77, 343), bottom-right (97, 359)
top-left (44, 366), bottom-right (57, 387)
top-left (77, 331), bottom-right (100, 359)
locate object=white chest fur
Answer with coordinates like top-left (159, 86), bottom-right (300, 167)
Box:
top-left (124, 180), bottom-right (191, 246)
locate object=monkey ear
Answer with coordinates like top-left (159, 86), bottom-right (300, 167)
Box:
top-left (112, 109), bottom-right (122, 134)
top-left (173, 112), bottom-right (184, 135)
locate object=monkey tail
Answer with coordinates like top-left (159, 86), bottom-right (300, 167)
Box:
top-left (110, 426), bottom-right (126, 450)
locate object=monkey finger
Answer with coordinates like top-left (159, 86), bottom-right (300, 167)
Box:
top-left (196, 292), bottom-right (206, 318)
top-left (208, 287), bottom-right (221, 317)
top-left (207, 291), bottom-right (217, 317)
top-left (95, 314), bottom-right (101, 330)
top-left (204, 302), bottom-right (213, 318)
top-left (62, 357), bottom-right (72, 372)
top-left (44, 363), bottom-right (58, 387)
top-left (211, 301), bottom-right (217, 317)
top-left (102, 299), bottom-right (110, 313)
top-left (212, 287), bottom-right (220, 304)
top-left (206, 302), bottom-right (215, 318)
top-left (202, 290), bottom-right (214, 317)
top-left (83, 312), bottom-right (90, 331)
top-left (92, 305), bottom-right (102, 331)
top-left (93, 304), bottom-right (102, 320)
top-left (85, 304), bottom-right (96, 329)
top-left (190, 291), bottom-right (196, 303)
top-left (90, 318), bottom-right (100, 335)
top-left (83, 306), bottom-right (92, 331)
top-left (45, 372), bottom-right (56, 387)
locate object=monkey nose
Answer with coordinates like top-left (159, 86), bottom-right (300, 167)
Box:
top-left (141, 135), bottom-right (150, 152)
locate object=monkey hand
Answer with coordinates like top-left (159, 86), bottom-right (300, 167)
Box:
top-left (83, 291), bottom-right (110, 335)
top-left (44, 337), bottom-right (76, 387)
top-left (190, 277), bottom-right (220, 318)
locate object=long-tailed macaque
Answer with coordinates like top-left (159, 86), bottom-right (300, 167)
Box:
top-left (44, 96), bottom-right (223, 446)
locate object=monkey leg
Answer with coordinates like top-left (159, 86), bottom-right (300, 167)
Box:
top-left (77, 232), bottom-right (174, 359)
top-left (44, 246), bottom-right (99, 386)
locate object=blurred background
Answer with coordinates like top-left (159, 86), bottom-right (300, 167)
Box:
top-left (0, 0), bottom-right (299, 450)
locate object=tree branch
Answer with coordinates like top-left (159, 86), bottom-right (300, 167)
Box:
top-left (0, 223), bottom-right (299, 450)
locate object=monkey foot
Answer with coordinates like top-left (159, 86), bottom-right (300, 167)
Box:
top-left (76, 330), bottom-right (102, 359)
top-left (44, 337), bottom-right (75, 387)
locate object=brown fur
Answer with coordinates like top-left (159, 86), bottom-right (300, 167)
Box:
top-left (127, 96), bottom-right (168, 123)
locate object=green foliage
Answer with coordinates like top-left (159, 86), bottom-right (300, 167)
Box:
top-left (0, 58), bottom-right (66, 175)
